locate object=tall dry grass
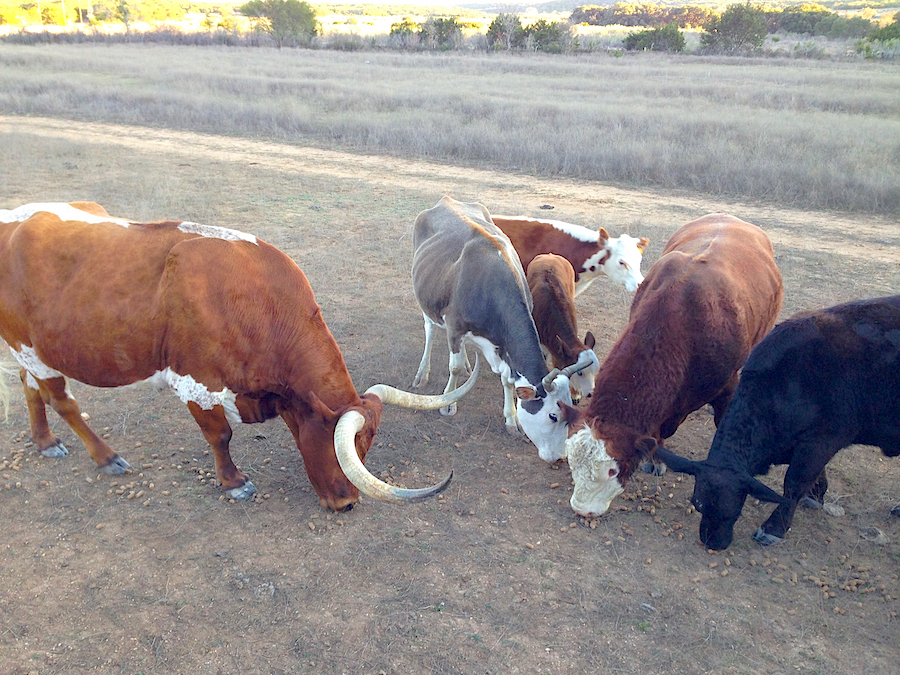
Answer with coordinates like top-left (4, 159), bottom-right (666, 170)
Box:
top-left (0, 43), bottom-right (898, 214)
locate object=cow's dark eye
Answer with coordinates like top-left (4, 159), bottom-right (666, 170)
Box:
top-left (549, 413), bottom-right (558, 422)
top-left (619, 260), bottom-right (628, 268)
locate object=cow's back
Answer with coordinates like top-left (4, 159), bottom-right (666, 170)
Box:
top-left (412, 197), bottom-right (527, 324)
top-left (593, 213), bottom-right (782, 436)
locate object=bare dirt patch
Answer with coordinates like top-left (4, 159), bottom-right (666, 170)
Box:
top-left (1, 115), bottom-right (899, 675)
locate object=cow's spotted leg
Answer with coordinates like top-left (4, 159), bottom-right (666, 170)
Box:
top-left (187, 402), bottom-right (256, 500)
top-left (502, 379), bottom-right (523, 437)
top-left (22, 371), bottom-right (131, 473)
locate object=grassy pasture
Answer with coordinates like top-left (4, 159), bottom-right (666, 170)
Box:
top-left (0, 43), bottom-right (898, 215)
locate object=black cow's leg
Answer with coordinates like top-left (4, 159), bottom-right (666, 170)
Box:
top-left (799, 469), bottom-right (828, 510)
top-left (754, 443), bottom-right (837, 545)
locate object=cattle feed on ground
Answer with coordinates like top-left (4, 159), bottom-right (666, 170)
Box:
top-left (658, 295), bottom-right (900, 550)
top-left (560, 213), bottom-right (784, 518)
top-left (492, 215), bottom-right (648, 295)
top-left (526, 253), bottom-right (600, 402)
top-left (0, 202), bottom-right (482, 511)
top-left (411, 196), bottom-right (588, 462)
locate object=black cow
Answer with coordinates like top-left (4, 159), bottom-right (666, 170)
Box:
top-left (657, 295), bottom-right (900, 550)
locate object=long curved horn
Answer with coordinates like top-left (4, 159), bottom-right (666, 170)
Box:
top-left (334, 410), bottom-right (452, 504)
top-left (542, 367), bottom-right (561, 392)
top-left (366, 353), bottom-right (481, 409)
top-left (561, 355), bottom-right (594, 378)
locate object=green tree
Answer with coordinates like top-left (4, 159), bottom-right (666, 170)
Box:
top-left (240, 0), bottom-right (317, 48)
top-left (624, 22), bottom-right (685, 51)
top-left (522, 18), bottom-right (568, 52)
top-left (868, 11), bottom-right (900, 41)
top-left (701, 2), bottom-right (768, 52)
top-left (418, 16), bottom-right (463, 51)
top-left (486, 13), bottom-right (524, 50)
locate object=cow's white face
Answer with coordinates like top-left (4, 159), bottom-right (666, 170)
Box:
top-left (566, 425), bottom-right (623, 517)
top-left (517, 373), bottom-right (573, 462)
top-left (568, 349), bottom-right (600, 401)
top-left (603, 234), bottom-right (646, 292)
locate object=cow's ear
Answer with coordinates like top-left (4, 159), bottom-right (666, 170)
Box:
top-left (654, 447), bottom-right (700, 476)
top-left (516, 386), bottom-right (536, 401)
top-left (584, 331), bottom-right (596, 349)
top-left (745, 477), bottom-right (791, 506)
top-left (300, 390), bottom-right (338, 424)
top-left (597, 227), bottom-right (609, 242)
top-left (638, 237), bottom-right (650, 252)
top-left (558, 401), bottom-right (582, 427)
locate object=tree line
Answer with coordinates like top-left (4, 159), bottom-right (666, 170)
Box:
top-left (2, 0), bottom-right (898, 57)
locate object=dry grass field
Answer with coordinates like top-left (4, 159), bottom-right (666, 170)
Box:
top-left (0, 46), bottom-right (899, 675)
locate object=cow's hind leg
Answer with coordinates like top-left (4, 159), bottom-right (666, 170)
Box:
top-left (22, 370), bottom-right (131, 473)
top-left (187, 402), bottom-right (256, 500)
top-left (799, 469), bottom-right (828, 510)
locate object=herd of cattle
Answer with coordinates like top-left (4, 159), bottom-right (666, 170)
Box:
top-left (0, 198), bottom-right (898, 550)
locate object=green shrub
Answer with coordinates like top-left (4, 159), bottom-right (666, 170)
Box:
top-left (624, 23), bottom-right (685, 51)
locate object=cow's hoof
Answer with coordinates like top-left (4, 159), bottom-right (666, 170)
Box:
top-left (640, 460), bottom-right (666, 476)
top-left (800, 496), bottom-right (823, 510)
top-left (439, 403), bottom-right (457, 416)
top-left (99, 456), bottom-right (132, 475)
top-left (40, 441), bottom-right (69, 458)
top-left (227, 481), bottom-right (257, 500)
top-left (753, 528), bottom-right (784, 546)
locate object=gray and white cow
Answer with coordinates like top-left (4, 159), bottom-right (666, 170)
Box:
top-left (411, 196), bottom-right (585, 462)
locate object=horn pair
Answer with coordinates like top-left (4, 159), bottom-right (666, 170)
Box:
top-left (541, 358), bottom-right (594, 392)
top-left (334, 354), bottom-right (481, 504)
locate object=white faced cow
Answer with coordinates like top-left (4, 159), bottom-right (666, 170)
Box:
top-left (561, 214), bottom-right (784, 518)
top-left (0, 202), bottom-right (481, 512)
top-left (526, 253), bottom-right (600, 402)
top-left (411, 197), bottom-right (587, 462)
top-left (492, 215), bottom-right (649, 296)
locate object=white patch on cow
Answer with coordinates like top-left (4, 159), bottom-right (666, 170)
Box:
top-left (177, 221), bottom-right (258, 245)
top-left (157, 368), bottom-right (242, 426)
top-left (566, 425), bottom-right (624, 517)
top-left (546, 219), bottom-right (601, 244)
top-left (517, 372), bottom-right (573, 462)
top-left (0, 203), bottom-right (131, 227)
top-left (25, 371), bottom-right (39, 391)
top-left (9, 345), bottom-right (64, 381)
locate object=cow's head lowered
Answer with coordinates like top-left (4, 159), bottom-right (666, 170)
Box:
top-left (560, 411), bottom-right (657, 517)
top-left (330, 355), bottom-right (483, 506)
top-left (655, 448), bottom-right (790, 550)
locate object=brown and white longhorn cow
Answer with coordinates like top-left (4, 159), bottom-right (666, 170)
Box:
top-left (492, 215), bottom-right (649, 296)
top-left (561, 213), bottom-right (784, 517)
top-left (0, 202), bottom-right (480, 512)
top-left (526, 254), bottom-right (599, 402)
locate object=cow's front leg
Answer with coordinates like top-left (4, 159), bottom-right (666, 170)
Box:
top-left (754, 446), bottom-right (835, 545)
top-left (440, 349), bottom-right (467, 416)
top-left (23, 370), bottom-right (131, 474)
top-left (187, 402), bottom-right (255, 499)
top-left (413, 314), bottom-right (441, 388)
top-left (502, 378), bottom-right (522, 437)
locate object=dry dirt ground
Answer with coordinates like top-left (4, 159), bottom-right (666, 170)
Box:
top-left (0, 115), bottom-right (899, 675)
